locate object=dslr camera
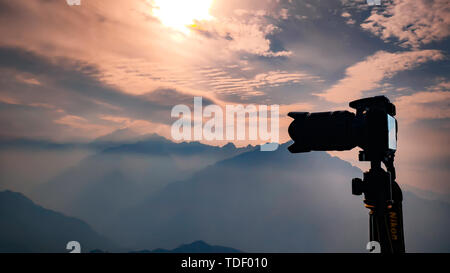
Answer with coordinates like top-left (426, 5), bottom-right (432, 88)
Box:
top-left (287, 95), bottom-right (397, 161)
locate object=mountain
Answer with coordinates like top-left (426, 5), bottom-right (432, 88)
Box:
top-left (31, 135), bottom-right (255, 233)
top-left (402, 184), bottom-right (450, 204)
top-left (108, 143), bottom-right (368, 252)
top-left (131, 240), bottom-right (241, 253)
top-left (92, 128), bottom-right (146, 144)
top-left (0, 190), bottom-right (115, 253)
top-left (3, 137), bottom-right (450, 253)
top-left (107, 142), bottom-right (450, 252)
top-left (403, 191), bottom-right (450, 252)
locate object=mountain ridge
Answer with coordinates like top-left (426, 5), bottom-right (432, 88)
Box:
top-left (0, 190), bottom-right (116, 253)
top-left (106, 141), bottom-right (450, 252)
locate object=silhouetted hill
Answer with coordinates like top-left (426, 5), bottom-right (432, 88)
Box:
top-left (0, 190), bottom-right (115, 253)
top-left (13, 137), bottom-right (450, 253)
top-left (131, 240), bottom-right (241, 253)
top-left (101, 134), bottom-right (251, 156)
top-left (31, 135), bottom-right (255, 233)
top-left (108, 143), bottom-right (450, 252)
top-left (109, 143), bottom-right (368, 252)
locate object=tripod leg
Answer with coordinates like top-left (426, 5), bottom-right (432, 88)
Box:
top-left (361, 166), bottom-right (405, 253)
top-left (368, 212), bottom-right (380, 252)
top-left (367, 202), bottom-right (405, 253)
top-left (386, 194), bottom-right (405, 252)
top-left (368, 207), bottom-right (393, 253)
top-left (369, 210), bottom-right (377, 243)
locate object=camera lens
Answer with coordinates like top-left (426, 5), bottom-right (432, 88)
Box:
top-left (287, 111), bottom-right (357, 153)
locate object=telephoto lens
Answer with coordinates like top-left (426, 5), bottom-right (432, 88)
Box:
top-left (287, 96), bottom-right (396, 158)
top-left (287, 111), bottom-right (357, 153)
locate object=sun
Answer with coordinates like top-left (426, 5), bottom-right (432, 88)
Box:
top-left (151, 0), bottom-right (214, 33)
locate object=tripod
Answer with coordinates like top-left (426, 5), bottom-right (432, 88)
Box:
top-left (352, 151), bottom-right (405, 253)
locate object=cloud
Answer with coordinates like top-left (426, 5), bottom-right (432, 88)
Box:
top-left (15, 73), bottom-right (41, 86)
top-left (203, 69), bottom-right (319, 100)
top-left (0, 47), bottom-right (211, 141)
top-left (99, 115), bottom-right (172, 138)
top-left (54, 115), bottom-right (112, 137)
top-left (0, 0), bottom-right (301, 104)
top-left (189, 17), bottom-right (292, 57)
top-left (341, 12), bottom-right (351, 18)
top-left (346, 18), bottom-right (356, 25)
top-left (0, 0), bottom-right (392, 107)
top-left (317, 50), bottom-right (445, 103)
top-left (279, 8), bottom-right (289, 20)
top-left (0, 0), bottom-right (448, 145)
top-left (394, 81), bottom-right (450, 123)
top-left (361, 0), bottom-right (450, 48)
top-left (340, 10), bottom-right (355, 25)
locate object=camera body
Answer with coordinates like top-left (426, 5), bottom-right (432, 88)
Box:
top-left (288, 96), bottom-right (397, 161)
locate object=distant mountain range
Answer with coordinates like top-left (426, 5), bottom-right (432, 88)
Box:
top-left (30, 134), bottom-right (254, 233)
top-left (1, 134), bottom-right (449, 253)
top-left (0, 190), bottom-right (239, 253)
top-left (0, 190), bottom-right (114, 253)
top-left (106, 142), bottom-right (450, 252)
top-left (108, 143), bottom-right (368, 252)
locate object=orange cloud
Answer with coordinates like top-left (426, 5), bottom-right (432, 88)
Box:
top-left (361, 0), bottom-right (450, 48)
top-left (317, 50), bottom-right (445, 103)
top-left (100, 114), bottom-right (172, 138)
top-left (0, 0), bottom-right (295, 102)
top-left (15, 74), bottom-right (41, 86)
top-left (394, 82), bottom-right (450, 123)
top-left (54, 115), bottom-right (112, 138)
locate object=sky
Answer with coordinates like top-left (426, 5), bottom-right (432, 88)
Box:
top-left (0, 0), bottom-right (449, 193)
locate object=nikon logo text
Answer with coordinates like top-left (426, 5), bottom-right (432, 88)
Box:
top-left (171, 97), bottom-right (279, 151)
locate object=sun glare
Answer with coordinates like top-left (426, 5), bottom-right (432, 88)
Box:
top-left (151, 0), bottom-right (214, 33)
